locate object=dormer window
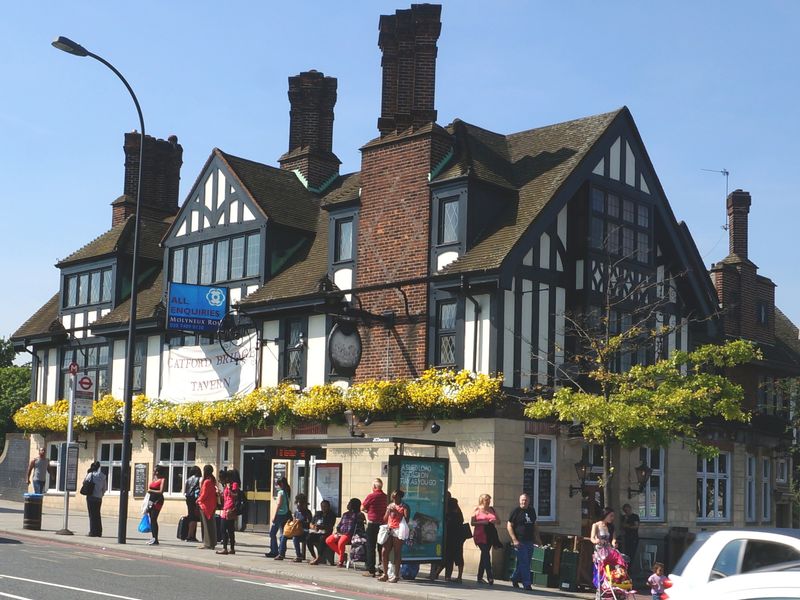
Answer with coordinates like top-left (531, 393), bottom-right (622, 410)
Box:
top-left (334, 217), bottom-right (354, 263)
top-left (757, 301), bottom-right (768, 326)
top-left (328, 209), bottom-right (358, 293)
top-left (63, 267), bottom-right (113, 308)
top-left (438, 197), bottom-right (459, 245)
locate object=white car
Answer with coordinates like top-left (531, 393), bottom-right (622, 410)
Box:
top-left (663, 529), bottom-right (800, 600)
top-left (700, 567), bottom-right (800, 600)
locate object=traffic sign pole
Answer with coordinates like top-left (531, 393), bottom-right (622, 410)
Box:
top-left (56, 365), bottom-right (78, 535)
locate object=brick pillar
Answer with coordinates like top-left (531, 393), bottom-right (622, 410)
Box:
top-left (113, 133), bottom-right (183, 226)
top-left (279, 70), bottom-right (340, 190)
top-left (727, 189), bottom-right (751, 259)
top-left (377, 4), bottom-right (441, 136)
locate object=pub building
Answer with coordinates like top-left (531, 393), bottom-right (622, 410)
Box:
top-left (12, 3), bottom-right (798, 575)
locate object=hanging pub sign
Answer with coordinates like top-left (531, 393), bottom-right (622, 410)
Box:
top-left (167, 282), bottom-right (228, 333)
top-left (327, 320), bottom-right (362, 376)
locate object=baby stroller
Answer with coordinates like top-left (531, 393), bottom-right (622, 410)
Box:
top-left (593, 544), bottom-right (636, 600)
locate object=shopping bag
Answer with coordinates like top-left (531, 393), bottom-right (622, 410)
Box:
top-left (397, 516), bottom-right (410, 541)
top-left (140, 492), bottom-right (151, 515)
top-left (137, 513), bottom-right (151, 534)
top-left (377, 524), bottom-right (391, 545)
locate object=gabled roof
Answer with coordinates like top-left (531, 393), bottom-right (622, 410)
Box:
top-left (11, 293), bottom-right (64, 342)
top-left (435, 109), bottom-right (622, 274)
top-left (321, 172), bottom-right (361, 208)
top-left (57, 215), bottom-right (171, 268)
top-left (774, 307), bottom-right (800, 368)
top-left (217, 149), bottom-right (320, 233)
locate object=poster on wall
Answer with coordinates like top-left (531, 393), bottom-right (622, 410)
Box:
top-left (160, 334), bottom-right (257, 402)
top-left (314, 463), bottom-right (342, 517)
top-left (133, 463), bottom-right (149, 498)
top-left (272, 461), bottom-right (287, 498)
top-left (388, 456), bottom-right (448, 562)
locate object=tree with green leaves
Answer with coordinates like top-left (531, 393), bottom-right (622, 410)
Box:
top-left (524, 236), bottom-right (760, 497)
top-left (0, 337), bottom-right (30, 450)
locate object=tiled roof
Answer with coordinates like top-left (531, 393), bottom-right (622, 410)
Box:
top-left (774, 307), bottom-right (800, 365)
top-left (321, 172), bottom-right (361, 207)
top-left (57, 216), bottom-right (171, 267)
top-left (92, 270), bottom-right (165, 329)
top-left (11, 293), bottom-right (64, 341)
top-left (241, 210), bottom-right (330, 306)
top-left (436, 109), bottom-right (622, 274)
top-left (217, 150), bottom-right (320, 233)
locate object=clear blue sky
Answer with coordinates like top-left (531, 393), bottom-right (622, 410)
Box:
top-left (2, 1), bottom-right (798, 346)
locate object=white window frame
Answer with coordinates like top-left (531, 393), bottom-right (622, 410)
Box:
top-left (156, 439), bottom-right (197, 497)
top-left (697, 452), bottom-right (731, 522)
top-left (637, 447), bottom-right (664, 521)
top-left (761, 457), bottom-right (771, 522)
top-left (523, 435), bottom-right (556, 522)
top-left (745, 454), bottom-right (756, 522)
top-left (98, 441), bottom-right (123, 494)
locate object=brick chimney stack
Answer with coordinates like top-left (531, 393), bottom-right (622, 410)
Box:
top-left (727, 189), bottom-right (751, 259)
top-left (112, 133), bottom-right (183, 226)
top-left (377, 3), bottom-right (441, 135)
top-left (278, 70), bottom-right (341, 191)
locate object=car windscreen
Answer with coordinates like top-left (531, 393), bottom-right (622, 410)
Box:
top-left (671, 536), bottom-right (709, 576)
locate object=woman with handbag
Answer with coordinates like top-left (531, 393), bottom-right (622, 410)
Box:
top-left (326, 498), bottom-right (364, 567)
top-left (471, 493), bottom-right (501, 585)
top-left (443, 496), bottom-right (467, 582)
top-left (266, 476), bottom-right (291, 559)
top-left (145, 465), bottom-right (167, 545)
top-left (216, 470), bottom-right (238, 555)
top-left (378, 489), bottom-right (410, 583)
top-left (83, 461), bottom-right (106, 537)
top-left (196, 464), bottom-right (218, 550)
top-left (291, 493), bottom-right (313, 562)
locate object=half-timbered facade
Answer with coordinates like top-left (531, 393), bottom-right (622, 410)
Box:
top-left (12, 2), bottom-right (798, 569)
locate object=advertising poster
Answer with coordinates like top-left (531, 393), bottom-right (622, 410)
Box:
top-left (388, 456), bottom-right (448, 562)
top-left (314, 463), bottom-right (342, 516)
top-left (167, 282), bottom-right (227, 332)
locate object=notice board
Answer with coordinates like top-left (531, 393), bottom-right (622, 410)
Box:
top-left (133, 463), bottom-right (149, 498)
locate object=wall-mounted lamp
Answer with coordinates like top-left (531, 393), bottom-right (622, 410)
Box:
top-left (627, 460), bottom-right (653, 498)
top-left (362, 414), bottom-right (373, 427)
top-left (569, 457), bottom-right (591, 498)
top-left (73, 436), bottom-right (88, 450)
top-left (194, 433), bottom-right (209, 448)
top-left (344, 409), bottom-right (365, 438)
top-left (430, 419), bottom-right (441, 434)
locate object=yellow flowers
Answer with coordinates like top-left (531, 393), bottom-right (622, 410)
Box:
top-left (12, 369), bottom-right (505, 434)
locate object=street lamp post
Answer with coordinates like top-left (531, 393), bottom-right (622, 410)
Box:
top-left (52, 36), bottom-right (144, 544)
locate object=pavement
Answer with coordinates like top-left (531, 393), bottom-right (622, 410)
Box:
top-left (0, 498), bottom-right (598, 600)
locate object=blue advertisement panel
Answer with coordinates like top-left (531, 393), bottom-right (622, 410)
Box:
top-left (388, 456), bottom-right (448, 562)
top-left (167, 282), bottom-right (228, 332)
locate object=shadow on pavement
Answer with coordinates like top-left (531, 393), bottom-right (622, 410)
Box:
top-left (0, 537), bottom-right (22, 544)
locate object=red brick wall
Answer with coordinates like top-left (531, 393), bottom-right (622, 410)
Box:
top-left (354, 127), bottom-right (451, 380)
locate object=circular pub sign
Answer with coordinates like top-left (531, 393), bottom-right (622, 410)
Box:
top-left (327, 320), bottom-right (362, 377)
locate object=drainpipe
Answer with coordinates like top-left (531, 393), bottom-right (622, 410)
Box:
top-left (460, 276), bottom-right (481, 373)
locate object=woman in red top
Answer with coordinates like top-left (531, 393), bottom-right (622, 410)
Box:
top-left (196, 464), bottom-right (218, 550)
top-left (378, 489), bottom-right (410, 583)
top-left (146, 465), bottom-right (167, 545)
top-left (217, 469), bottom-right (239, 555)
top-left (471, 493), bottom-right (500, 585)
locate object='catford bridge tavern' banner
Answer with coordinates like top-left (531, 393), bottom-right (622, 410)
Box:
top-left (160, 334), bottom-right (257, 402)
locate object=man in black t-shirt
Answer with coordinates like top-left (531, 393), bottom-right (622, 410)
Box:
top-left (506, 493), bottom-right (542, 590)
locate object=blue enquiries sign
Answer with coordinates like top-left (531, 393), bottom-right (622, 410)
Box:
top-left (167, 282), bottom-right (228, 332)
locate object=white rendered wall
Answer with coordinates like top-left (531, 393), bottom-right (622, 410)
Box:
top-left (306, 314), bottom-right (327, 387)
top-left (261, 320), bottom-right (279, 387)
top-left (111, 339), bottom-right (126, 398)
top-left (464, 293), bottom-right (491, 374)
top-left (503, 286), bottom-right (515, 387)
top-left (145, 335), bottom-right (161, 398)
top-left (45, 348), bottom-right (58, 404)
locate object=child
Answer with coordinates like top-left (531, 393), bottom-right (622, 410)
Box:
top-left (647, 562), bottom-right (666, 600)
